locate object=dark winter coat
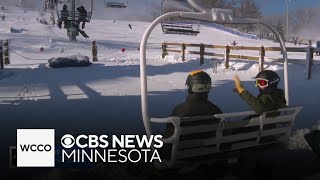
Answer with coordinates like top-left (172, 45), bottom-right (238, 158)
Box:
top-left (163, 93), bottom-right (222, 138)
top-left (170, 93), bottom-right (222, 117)
top-left (161, 93), bottom-right (222, 160)
top-left (77, 8), bottom-right (87, 20)
top-left (60, 9), bottom-right (68, 19)
top-left (239, 88), bottom-right (287, 115)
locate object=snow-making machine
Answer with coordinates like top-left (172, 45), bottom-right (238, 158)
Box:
top-left (139, 0), bottom-right (303, 170)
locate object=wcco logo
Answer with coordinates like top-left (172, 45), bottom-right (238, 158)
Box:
top-left (20, 144), bottom-right (52, 152)
top-left (17, 129), bottom-right (55, 167)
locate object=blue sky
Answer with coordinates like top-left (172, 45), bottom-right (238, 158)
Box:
top-left (255, 0), bottom-right (320, 16)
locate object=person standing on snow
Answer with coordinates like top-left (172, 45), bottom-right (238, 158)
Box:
top-left (233, 70), bottom-right (287, 115)
top-left (231, 41), bottom-right (237, 46)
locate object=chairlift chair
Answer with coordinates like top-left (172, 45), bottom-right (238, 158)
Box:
top-left (160, 0), bottom-right (200, 36)
top-left (104, 0), bottom-right (128, 8)
top-left (161, 21), bottom-right (200, 36)
top-left (139, 0), bottom-right (302, 170)
top-left (43, 0), bottom-right (56, 11)
top-left (57, 0), bottom-right (94, 24)
top-left (56, 0), bottom-right (94, 40)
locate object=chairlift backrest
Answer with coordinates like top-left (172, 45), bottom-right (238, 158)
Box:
top-left (104, 1), bottom-right (127, 8)
top-left (161, 22), bottom-right (200, 35)
top-left (151, 106), bottom-right (302, 169)
top-left (60, 11), bottom-right (92, 22)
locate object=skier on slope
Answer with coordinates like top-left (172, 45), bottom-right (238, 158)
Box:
top-left (231, 40), bottom-right (237, 46)
top-left (233, 70), bottom-right (287, 115)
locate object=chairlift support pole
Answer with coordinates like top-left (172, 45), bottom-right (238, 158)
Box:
top-left (160, 0), bottom-right (165, 16)
top-left (140, 0), bottom-right (290, 137)
top-left (67, 0), bottom-right (77, 42)
top-left (90, 0), bottom-right (93, 17)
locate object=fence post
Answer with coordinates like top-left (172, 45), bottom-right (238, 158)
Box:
top-left (162, 43), bottom-right (168, 58)
top-left (92, 40), bottom-right (98, 62)
top-left (213, 59), bottom-right (218, 74)
top-left (309, 40), bottom-right (314, 66)
top-left (3, 40), bottom-right (10, 64)
top-left (225, 45), bottom-right (230, 69)
top-left (0, 40), bottom-right (3, 69)
top-left (306, 46), bottom-right (313, 80)
top-left (259, 45), bottom-right (265, 72)
top-left (200, 43), bottom-right (204, 65)
top-left (182, 43), bottom-right (186, 62)
top-left (50, 10), bottom-right (56, 26)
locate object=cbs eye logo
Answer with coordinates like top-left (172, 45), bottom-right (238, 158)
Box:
top-left (61, 134), bottom-right (75, 148)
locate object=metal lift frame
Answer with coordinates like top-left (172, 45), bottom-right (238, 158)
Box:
top-left (139, 0), bottom-right (289, 137)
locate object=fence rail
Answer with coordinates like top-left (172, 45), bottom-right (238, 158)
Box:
top-left (162, 42), bottom-right (320, 80)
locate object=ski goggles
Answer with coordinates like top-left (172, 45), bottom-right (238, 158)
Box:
top-left (255, 78), bottom-right (269, 88)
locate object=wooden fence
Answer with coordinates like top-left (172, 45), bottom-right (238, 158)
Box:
top-left (0, 39), bottom-right (10, 70)
top-left (162, 42), bottom-right (320, 80)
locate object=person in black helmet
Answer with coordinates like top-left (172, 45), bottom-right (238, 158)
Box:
top-left (163, 70), bottom-right (222, 137)
top-left (161, 70), bottom-right (222, 161)
top-left (233, 70), bottom-right (287, 115)
top-left (170, 70), bottom-right (222, 117)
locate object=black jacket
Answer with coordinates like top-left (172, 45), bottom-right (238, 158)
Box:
top-left (171, 93), bottom-right (222, 117)
top-left (163, 93), bottom-right (222, 138)
top-left (78, 9), bottom-right (87, 19)
top-left (161, 93), bottom-right (222, 160)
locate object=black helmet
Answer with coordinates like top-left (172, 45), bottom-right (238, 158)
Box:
top-left (255, 70), bottom-right (280, 89)
top-left (186, 70), bottom-right (212, 94)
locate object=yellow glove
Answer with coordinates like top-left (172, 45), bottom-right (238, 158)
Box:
top-left (233, 74), bottom-right (245, 94)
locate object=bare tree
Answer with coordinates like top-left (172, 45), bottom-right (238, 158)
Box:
top-left (202, 0), bottom-right (225, 8)
top-left (289, 7), bottom-right (317, 34)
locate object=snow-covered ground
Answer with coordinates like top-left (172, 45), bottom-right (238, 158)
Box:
top-left (1, 5), bottom-right (320, 178)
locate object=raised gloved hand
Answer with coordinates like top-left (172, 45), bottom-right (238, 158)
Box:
top-left (233, 74), bottom-right (245, 94)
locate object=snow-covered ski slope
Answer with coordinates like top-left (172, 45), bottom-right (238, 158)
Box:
top-left (201, 21), bottom-right (258, 40)
top-left (0, 6), bottom-right (320, 139)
